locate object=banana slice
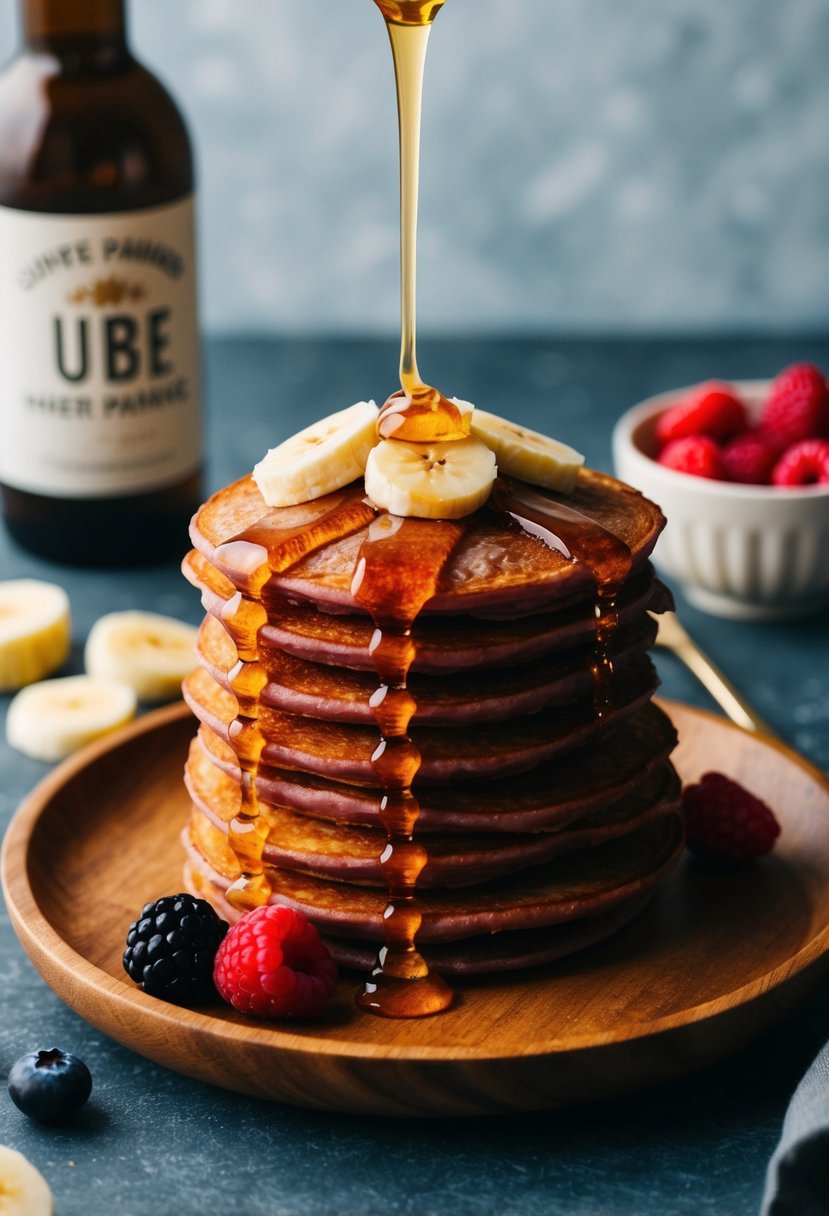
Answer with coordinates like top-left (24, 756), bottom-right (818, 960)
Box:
top-left (6, 675), bottom-right (137, 762)
top-left (254, 400), bottom-right (379, 507)
top-left (364, 436), bottom-right (496, 519)
top-left (0, 1146), bottom-right (53, 1216)
top-left (0, 579), bottom-right (71, 692)
top-left (470, 409), bottom-right (584, 493)
top-left (85, 610), bottom-right (198, 702)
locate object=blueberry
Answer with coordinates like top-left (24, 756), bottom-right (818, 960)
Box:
top-left (7, 1048), bottom-right (92, 1123)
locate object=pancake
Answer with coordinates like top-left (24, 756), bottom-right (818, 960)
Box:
top-left (180, 462), bottom-right (681, 993)
top-left (189, 471), bottom-right (665, 617)
top-left (183, 546), bottom-right (672, 673)
top-left (183, 658), bottom-right (660, 782)
top-left (183, 810), bottom-right (684, 941)
top-left (187, 863), bottom-right (652, 976)
top-left (194, 701), bottom-right (678, 833)
top-left (194, 608), bottom-right (658, 725)
top-left (185, 736), bottom-right (681, 887)
top-left (320, 896), bottom-right (653, 975)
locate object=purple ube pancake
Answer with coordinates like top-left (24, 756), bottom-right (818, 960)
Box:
top-left (187, 861), bottom-right (654, 977)
top-left (184, 735), bottom-right (681, 887)
top-left (183, 546), bottom-right (671, 673)
top-left (182, 658), bottom-right (659, 783)
top-left (194, 700), bottom-right (677, 834)
top-left (193, 608), bottom-right (658, 726)
top-left (182, 809), bottom-right (685, 942)
top-left (188, 470), bottom-right (665, 618)
top-left (181, 463), bottom-right (681, 981)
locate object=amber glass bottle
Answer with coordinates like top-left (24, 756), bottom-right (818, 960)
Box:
top-left (0, 0), bottom-right (202, 565)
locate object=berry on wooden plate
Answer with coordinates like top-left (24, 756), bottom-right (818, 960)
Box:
top-left (655, 381), bottom-right (747, 447)
top-left (8, 1048), bottom-right (92, 1124)
top-left (213, 905), bottom-right (338, 1020)
top-left (682, 772), bottom-right (780, 862)
top-left (123, 893), bottom-right (228, 1005)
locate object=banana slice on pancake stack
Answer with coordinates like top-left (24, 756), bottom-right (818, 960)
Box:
top-left (254, 401), bottom-right (380, 508)
top-left (252, 391), bottom-right (585, 516)
top-left (470, 409), bottom-right (584, 494)
top-left (364, 434), bottom-right (496, 519)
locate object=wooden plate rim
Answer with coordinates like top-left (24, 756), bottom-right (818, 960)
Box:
top-left (3, 699), bottom-right (829, 1063)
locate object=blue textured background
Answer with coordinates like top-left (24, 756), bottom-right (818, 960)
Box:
top-left (1, 0), bottom-right (828, 335)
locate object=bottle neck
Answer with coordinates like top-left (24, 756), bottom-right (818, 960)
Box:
top-left (22, 0), bottom-right (128, 66)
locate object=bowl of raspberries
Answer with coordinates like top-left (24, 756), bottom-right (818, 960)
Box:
top-left (613, 363), bottom-right (829, 619)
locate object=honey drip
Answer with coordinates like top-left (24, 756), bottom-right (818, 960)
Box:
top-left (212, 487), bottom-right (376, 911)
top-left (374, 0), bottom-right (466, 445)
top-left (490, 479), bottom-right (633, 716)
top-left (373, 1), bottom-right (446, 23)
top-left (352, 514), bottom-right (463, 1017)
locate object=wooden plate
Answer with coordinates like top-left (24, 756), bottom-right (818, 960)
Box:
top-left (3, 700), bottom-right (829, 1118)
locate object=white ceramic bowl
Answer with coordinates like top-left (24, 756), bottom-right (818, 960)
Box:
top-left (612, 380), bottom-right (829, 620)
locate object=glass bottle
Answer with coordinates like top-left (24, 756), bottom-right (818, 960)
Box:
top-left (0, 0), bottom-right (202, 564)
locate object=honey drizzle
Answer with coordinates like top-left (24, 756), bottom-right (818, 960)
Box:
top-left (373, 1), bottom-right (446, 23)
top-left (490, 479), bottom-right (633, 716)
top-left (211, 487), bottom-right (376, 911)
top-left (351, 514), bottom-right (463, 1017)
top-left (219, 590), bottom-right (270, 911)
top-left (374, 1), bottom-right (467, 444)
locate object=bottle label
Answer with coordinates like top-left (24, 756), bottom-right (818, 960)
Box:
top-left (0, 196), bottom-right (201, 497)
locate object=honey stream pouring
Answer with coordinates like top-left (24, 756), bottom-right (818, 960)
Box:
top-left (360, 0), bottom-right (463, 1017)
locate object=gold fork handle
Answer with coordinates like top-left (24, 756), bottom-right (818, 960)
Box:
top-left (668, 634), bottom-right (778, 739)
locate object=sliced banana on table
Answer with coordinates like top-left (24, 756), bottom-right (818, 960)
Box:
top-left (6, 675), bottom-right (137, 762)
top-left (85, 610), bottom-right (198, 702)
top-left (470, 409), bottom-right (584, 493)
top-left (254, 400), bottom-right (379, 507)
top-left (0, 579), bottom-right (71, 692)
top-left (0, 1147), bottom-right (53, 1216)
top-left (365, 436), bottom-right (497, 520)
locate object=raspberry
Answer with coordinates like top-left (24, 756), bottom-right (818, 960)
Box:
top-left (213, 905), bottom-right (338, 1020)
top-left (655, 381), bottom-right (747, 447)
top-left (772, 438), bottom-right (829, 487)
top-left (123, 894), bottom-right (228, 1005)
top-left (658, 435), bottom-right (726, 480)
top-left (682, 772), bottom-right (780, 862)
top-left (760, 362), bottom-right (829, 449)
top-left (721, 430), bottom-right (778, 484)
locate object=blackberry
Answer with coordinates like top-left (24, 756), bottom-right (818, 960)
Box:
top-left (8, 1048), bottom-right (92, 1123)
top-left (123, 893), bottom-right (228, 1005)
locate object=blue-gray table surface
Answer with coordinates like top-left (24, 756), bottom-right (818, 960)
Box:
top-left (1, 335), bottom-right (828, 1216)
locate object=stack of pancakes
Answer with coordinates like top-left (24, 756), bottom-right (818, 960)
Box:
top-left (181, 468), bottom-right (683, 975)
